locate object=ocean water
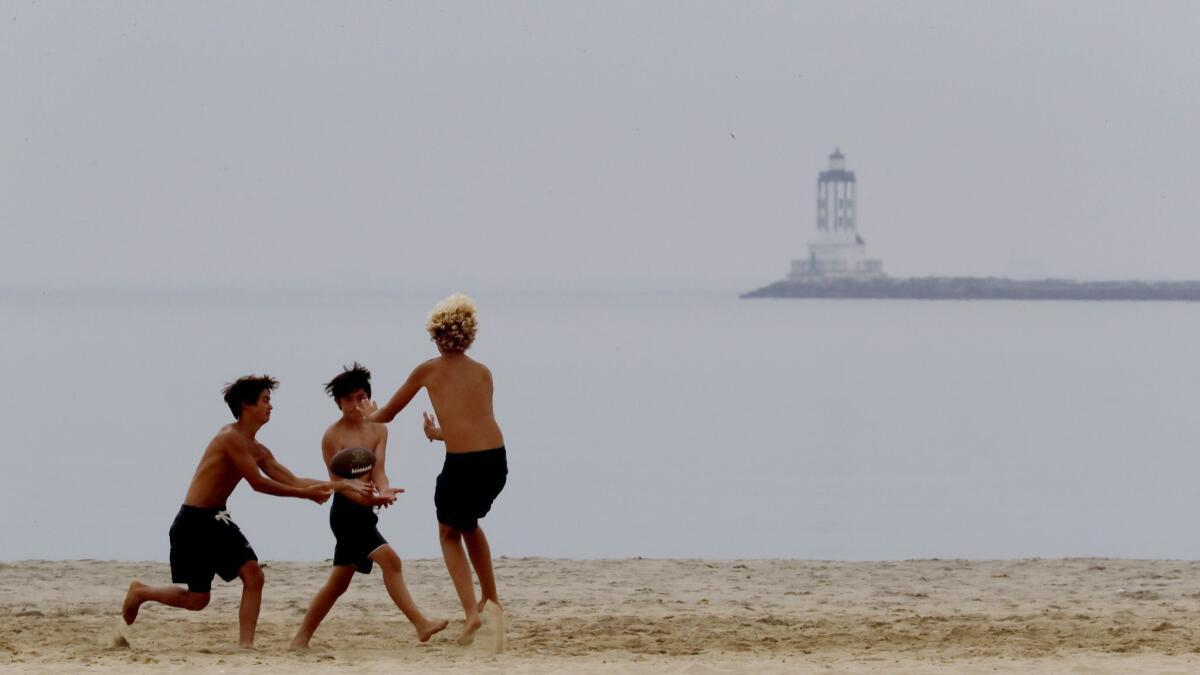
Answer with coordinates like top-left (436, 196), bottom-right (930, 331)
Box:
top-left (3, 289), bottom-right (1200, 561)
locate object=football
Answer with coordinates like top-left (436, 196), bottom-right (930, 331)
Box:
top-left (329, 447), bottom-right (375, 479)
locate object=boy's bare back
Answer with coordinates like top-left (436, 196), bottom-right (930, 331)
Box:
top-left (421, 354), bottom-right (504, 453)
top-left (374, 352), bottom-right (503, 454)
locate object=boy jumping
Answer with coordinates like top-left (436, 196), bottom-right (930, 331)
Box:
top-left (366, 293), bottom-right (509, 648)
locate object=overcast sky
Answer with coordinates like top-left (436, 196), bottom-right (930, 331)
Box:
top-left (3, 1), bottom-right (1198, 292)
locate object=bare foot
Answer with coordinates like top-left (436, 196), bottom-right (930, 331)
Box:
top-left (239, 642), bottom-right (256, 650)
top-left (122, 581), bottom-right (145, 625)
top-left (457, 613), bottom-right (482, 646)
top-left (288, 637), bottom-right (311, 651)
top-left (418, 618), bottom-right (449, 643)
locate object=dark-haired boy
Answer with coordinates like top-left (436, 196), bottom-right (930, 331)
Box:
top-left (290, 364), bottom-right (447, 649)
top-left (120, 375), bottom-right (367, 649)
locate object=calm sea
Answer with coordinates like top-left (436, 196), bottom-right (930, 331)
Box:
top-left (3, 289), bottom-right (1199, 561)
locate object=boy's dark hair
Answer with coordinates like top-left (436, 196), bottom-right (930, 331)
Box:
top-left (222, 375), bottom-right (280, 419)
top-left (324, 362), bottom-right (371, 403)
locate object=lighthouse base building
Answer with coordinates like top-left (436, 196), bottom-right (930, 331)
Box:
top-left (788, 231), bottom-right (883, 280)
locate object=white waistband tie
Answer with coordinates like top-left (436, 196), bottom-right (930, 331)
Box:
top-left (214, 509), bottom-right (234, 526)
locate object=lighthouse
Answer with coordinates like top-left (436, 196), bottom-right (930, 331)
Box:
top-left (788, 149), bottom-right (883, 280)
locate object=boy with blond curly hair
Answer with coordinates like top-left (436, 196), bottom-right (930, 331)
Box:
top-left (365, 293), bottom-right (508, 649)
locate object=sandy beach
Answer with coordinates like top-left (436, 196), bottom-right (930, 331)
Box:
top-left (2, 558), bottom-right (1200, 673)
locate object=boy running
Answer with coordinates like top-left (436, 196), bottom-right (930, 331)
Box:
top-left (121, 375), bottom-right (357, 648)
top-left (366, 293), bottom-right (509, 648)
top-left (290, 364), bottom-right (448, 649)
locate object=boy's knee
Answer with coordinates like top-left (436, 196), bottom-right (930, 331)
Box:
top-left (330, 576), bottom-right (352, 596)
top-left (375, 547), bottom-right (402, 572)
top-left (240, 562), bottom-right (265, 590)
top-left (184, 592), bottom-right (211, 611)
top-left (438, 524), bottom-right (462, 542)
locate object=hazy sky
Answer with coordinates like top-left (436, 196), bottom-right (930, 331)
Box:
top-left (3, 1), bottom-right (1198, 291)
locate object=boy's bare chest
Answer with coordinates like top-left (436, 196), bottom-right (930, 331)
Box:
top-left (329, 427), bottom-right (379, 450)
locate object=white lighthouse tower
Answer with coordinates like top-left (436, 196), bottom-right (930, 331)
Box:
top-left (788, 148), bottom-right (883, 280)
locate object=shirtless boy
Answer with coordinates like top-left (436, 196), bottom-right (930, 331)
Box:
top-left (121, 375), bottom-right (362, 648)
top-left (290, 364), bottom-right (448, 649)
top-left (366, 293), bottom-right (509, 647)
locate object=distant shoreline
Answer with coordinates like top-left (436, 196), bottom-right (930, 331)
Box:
top-left (742, 276), bottom-right (1200, 301)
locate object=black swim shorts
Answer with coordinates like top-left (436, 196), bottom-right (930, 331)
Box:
top-left (434, 446), bottom-right (508, 533)
top-left (169, 505), bottom-right (258, 593)
top-left (330, 493), bottom-right (388, 573)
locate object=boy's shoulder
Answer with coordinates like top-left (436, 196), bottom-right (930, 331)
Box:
top-left (465, 356), bottom-right (492, 378)
top-left (427, 354), bottom-right (489, 371)
top-left (417, 356), bottom-right (444, 371)
top-left (210, 424), bottom-right (249, 450)
top-left (321, 420), bottom-right (345, 445)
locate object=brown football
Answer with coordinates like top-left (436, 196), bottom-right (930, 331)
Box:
top-left (330, 447), bottom-right (375, 479)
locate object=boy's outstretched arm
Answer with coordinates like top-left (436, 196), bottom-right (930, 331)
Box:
top-left (260, 448), bottom-right (373, 498)
top-left (223, 439), bottom-right (332, 503)
top-left (366, 363), bottom-right (428, 423)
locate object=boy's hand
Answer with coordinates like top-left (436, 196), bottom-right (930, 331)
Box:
top-left (305, 484), bottom-right (334, 504)
top-left (339, 478), bottom-right (375, 499)
top-left (357, 399), bottom-right (379, 423)
top-left (422, 412), bottom-right (441, 442)
top-left (372, 487), bottom-right (404, 508)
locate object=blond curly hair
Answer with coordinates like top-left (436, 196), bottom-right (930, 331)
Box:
top-left (427, 292), bottom-right (478, 353)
